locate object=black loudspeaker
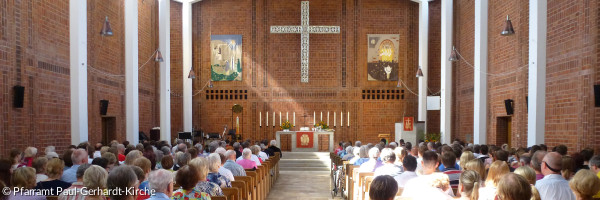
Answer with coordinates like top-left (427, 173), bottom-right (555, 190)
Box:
top-left (594, 85), bottom-right (600, 107)
top-left (178, 132), bottom-right (192, 139)
top-left (504, 99), bottom-right (514, 115)
top-left (150, 129), bottom-right (160, 141)
top-left (99, 100), bottom-right (109, 115)
top-left (13, 86), bottom-right (24, 108)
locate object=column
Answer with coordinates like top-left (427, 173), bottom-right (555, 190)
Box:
top-left (159, 0), bottom-right (171, 143)
top-left (69, 0), bottom-right (88, 145)
top-left (473, 0), bottom-right (488, 144)
top-left (417, 1), bottom-right (429, 123)
top-left (182, 1), bottom-right (193, 132)
top-left (440, 0), bottom-right (453, 145)
top-left (528, 0), bottom-right (547, 146)
top-left (125, 0), bottom-right (139, 144)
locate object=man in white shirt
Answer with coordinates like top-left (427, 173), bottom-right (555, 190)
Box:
top-left (535, 152), bottom-right (576, 200)
top-left (374, 148), bottom-right (403, 177)
top-left (395, 155), bottom-right (417, 188)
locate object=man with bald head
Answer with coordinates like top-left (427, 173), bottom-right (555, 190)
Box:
top-left (535, 152), bottom-right (576, 200)
top-left (531, 150), bottom-right (547, 180)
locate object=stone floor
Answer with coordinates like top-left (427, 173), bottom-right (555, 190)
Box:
top-left (266, 152), bottom-right (342, 200)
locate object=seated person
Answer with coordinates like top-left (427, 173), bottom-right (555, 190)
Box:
top-left (369, 175), bottom-right (398, 200)
top-left (374, 148), bottom-right (403, 177)
top-left (236, 148), bottom-right (258, 170)
top-left (359, 147), bottom-right (384, 172)
top-left (496, 173), bottom-right (532, 200)
top-left (440, 152), bottom-right (461, 190)
top-left (395, 155), bottom-right (418, 188)
top-left (207, 153), bottom-right (231, 188)
top-left (35, 158), bottom-right (72, 196)
top-left (353, 146), bottom-right (371, 166)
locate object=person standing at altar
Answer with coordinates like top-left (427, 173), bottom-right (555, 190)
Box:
top-left (264, 140), bottom-right (282, 158)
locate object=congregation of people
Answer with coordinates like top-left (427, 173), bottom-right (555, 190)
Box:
top-left (333, 139), bottom-right (600, 200)
top-left (0, 139), bottom-right (282, 200)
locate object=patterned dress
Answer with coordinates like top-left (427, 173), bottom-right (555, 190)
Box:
top-left (207, 172), bottom-right (231, 188)
top-left (171, 188), bottom-right (211, 200)
top-left (194, 181), bottom-right (224, 196)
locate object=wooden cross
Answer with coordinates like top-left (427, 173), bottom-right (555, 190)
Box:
top-left (270, 1), bottom-right (340, 83)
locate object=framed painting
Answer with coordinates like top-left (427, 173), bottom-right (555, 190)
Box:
top-left (211, 35), bottom-right (242, 81)
top-left (367, 34), bottom-right (400, 81)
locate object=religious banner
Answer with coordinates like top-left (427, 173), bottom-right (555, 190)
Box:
top-left (403, 117), bottom-right (414, 131)
top-left (210, 35), bottom-right (242, 81)
top-left (296, 132), bottom-right (314, 148)
top-left (367, 34), bottom-right (400, 81)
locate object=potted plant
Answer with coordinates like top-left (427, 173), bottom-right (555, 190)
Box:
top-left (314, 121), bottom-right (329, 131)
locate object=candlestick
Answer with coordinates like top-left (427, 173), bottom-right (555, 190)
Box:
top-left (260, 112), bottom-right (262, 126)
top-left (327, 111), bottom-right (329, 125)
top-left (293, 112), bottom-right (296, 126)
top-left (341, 112), bottom-right (343, 126)
top-left (348, 111), bottom-right (350, 127)
top-left (320, 112), bottom-right (323, 121)
top-left (313, 111), bottom-right (316, 125)
top-left (266, 112), bottom-right (269, 126)
top-left (334, 112), bottom-right (336, 126)
top-left (236, 116), bottom-right (239, 131)
top-left (273, 112), bottom-right (275, 127)
top-left (279, 112), bottom-right (282, 125)
top-left (286, 112), bottom-right (289, 121)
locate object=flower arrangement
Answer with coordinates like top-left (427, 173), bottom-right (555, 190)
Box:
top-left (314, 121), bottom-right (329, 129)
top-left (281, 120), bottom-right (293, 130)
top-left (424, 132), bottom-right (441, 143)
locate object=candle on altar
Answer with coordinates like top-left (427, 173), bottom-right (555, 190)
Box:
top-left (286, 112), bottom-right (289, 121)
top-left (340, 112), bottom-right (343, 126)
top-left (334, 112), bottom-right (336, 126)
top-left (266, 112), bottom-right (269, 126)
top-left (327, 112), bottom-right (329, 125)
top-left (293, 112), bottom-right (296, 126)
top-left (313, 111), bottom-right (316, 125)
top-left (273, 112), bottom-right (275, 127)
top-left (236, 116), bottom-right (239, 131)
top-left (320, 112), bottom-right (323, 121)
top-left (259, 112), bottom-right (262, 126)
top-left (348, 112), bottom-right (350, 127)
top-left (279, 112), bottom-right (282, 125)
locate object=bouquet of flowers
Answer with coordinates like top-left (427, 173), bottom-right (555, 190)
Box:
top-left (314, 121), bottom-right (329, 129)
top-left (281, 120), bottom-right (293, 130)
top-left (424, 132), bottom-right (441, 143)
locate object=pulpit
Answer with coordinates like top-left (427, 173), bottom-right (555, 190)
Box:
top-left (275, 130), bottom-right (334, 152)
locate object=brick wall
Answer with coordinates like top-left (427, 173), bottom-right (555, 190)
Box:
top-left (167, 0), bottom-right (432, 151)
top-left (0, 0), bottom-right (159, 155)
top-left (452, 0), bottom-right (600, 153)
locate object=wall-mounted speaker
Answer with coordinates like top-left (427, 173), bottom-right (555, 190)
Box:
top-left (100, 100), bottom-right (109, 115)
top-left (594, 85), bottom-right (600, 107)
top-left (504, 99), bottom-right (514, 115)
top-left (13, 86), bottom-right (24, 108)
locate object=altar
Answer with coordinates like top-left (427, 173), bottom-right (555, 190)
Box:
top-left (275, 131), bottom-right (334, 152)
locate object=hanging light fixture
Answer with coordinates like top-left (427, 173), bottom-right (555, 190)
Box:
top-left (416, 66), bottom-right (424, 77)
top-left (188, 68), bottom-right (196, 79)
top-left (154, 49), bottom-right (164, 62)
top-left (501, 15), bottom-right (515, 36)
top-left (100, 16), bottom-right (113, 36)
top-left (448, 46), bottom-right (459, 62)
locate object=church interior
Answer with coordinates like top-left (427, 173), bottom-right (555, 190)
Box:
top-left (1, 0), bottom-right (600, 199)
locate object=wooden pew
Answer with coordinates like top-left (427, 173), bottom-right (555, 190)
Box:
top-left (223, 187), bottom-right (240, 200)
top-left (232, 180), bottom-right (248, 200)
top-left (346, 164), bottom-right (356, 200)
top-left (235, 176), bottom-right (254, 200)
top-left (210, 196), bottom-right (227, 200)
top-left (362, 176), bottom-right (374, 200)
top-left (356, 171), bottom-right (374, 200)
top-left (246, 171), bottom-right (261, 200)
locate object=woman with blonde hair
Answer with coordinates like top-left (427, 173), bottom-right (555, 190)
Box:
top-left (18, 147), bottom-right (38, 167)
top-left (459, 151), bottom-right (475, 169)
top-left (497, 173), bottom-right (532, 200)
top-left (83, 165), bottom-right (108, 200)
top-left (35, 158), bottom-right (71, 196)
top-left (458, 170), bottom-right (480, 200)
top-left (462, 159), bottom-right (486, 182)
top-left (189, 157), bottom-right (224, 196)
top-left (569, 169), bottom-right (600, 200)
top-left (514, 166), bottom-right (541, 200)
top-left (8, 167), bottom-right (45, 200)
top-left (478, 161), bottom-right (510, 200)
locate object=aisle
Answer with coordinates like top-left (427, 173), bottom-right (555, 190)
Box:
top-left (266, 152), bottom-right (341, 200)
